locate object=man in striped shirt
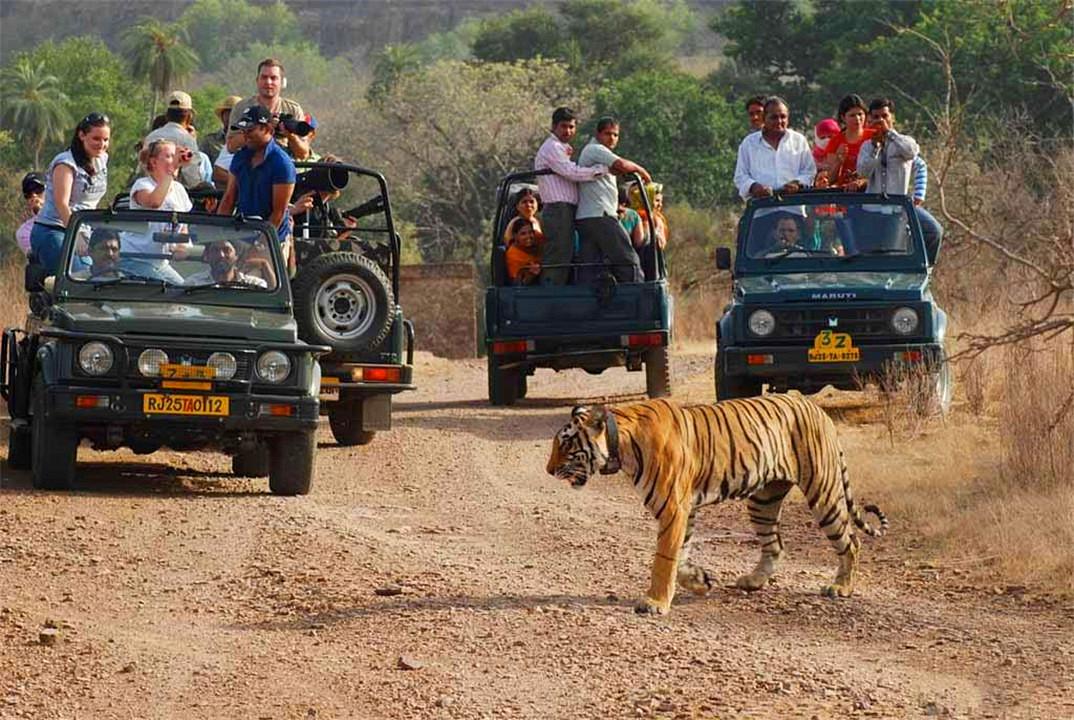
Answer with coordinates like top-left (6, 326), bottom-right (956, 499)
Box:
top-left (534, 107), bottom-right (608, 285)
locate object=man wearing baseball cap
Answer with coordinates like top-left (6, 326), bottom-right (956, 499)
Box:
top-left (217, 105), bottom-right (297, 270)
top-left (16, 172), bottom-right (46, 255)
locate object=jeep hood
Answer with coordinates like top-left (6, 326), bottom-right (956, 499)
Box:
top-left (52, 301), bottom-right (298, 342)
top-left (735, 271), bottom-right (929, 303)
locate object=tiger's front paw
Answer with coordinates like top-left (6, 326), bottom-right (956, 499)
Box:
top-left (633, 598), bottom-right (669, 616)
top-left (821, 582), bottom-right (853, 598)
top-left (678, 566), bottom-right (713, 596)
top-left (735, 572), bottom-right (771, 592)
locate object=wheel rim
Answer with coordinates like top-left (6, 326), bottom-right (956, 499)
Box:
top-left (314, 273), bottom-right (376, 341)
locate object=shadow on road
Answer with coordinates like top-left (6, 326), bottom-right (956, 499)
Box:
top-left (233, 592), bottom-right (630, 632)
top-left (393, 393), bottom-right (649, 442)
top-left (0, 460), bottom-right (264, 498)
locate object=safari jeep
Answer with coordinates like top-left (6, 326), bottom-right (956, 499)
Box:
top-left (1, 209), bottom-right (329, 493)
top-left (714, 192), bottom-right (951, 410)
top-left (485, 170), bottom-right (672, 406)
top-left (289, 162), bottom-right (415, 445)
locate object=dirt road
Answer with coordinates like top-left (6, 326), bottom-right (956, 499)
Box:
top-left (2, 351), bottom-right (1072, 719)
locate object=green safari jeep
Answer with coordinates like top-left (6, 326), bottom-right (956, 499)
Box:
top-left (1, 209), bottom-right (329, 494)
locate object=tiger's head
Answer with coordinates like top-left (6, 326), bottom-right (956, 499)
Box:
top-left (546, 405), bottom-right (614, 488)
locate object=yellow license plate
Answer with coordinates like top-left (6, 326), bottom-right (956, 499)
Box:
top-left (160, 363), bottom-right (215, 380)
top-left (808, 330), bottom-right (861, 363)
top-left (143, 394), bottom-right (229, 416)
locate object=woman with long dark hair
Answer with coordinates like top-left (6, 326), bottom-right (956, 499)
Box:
top-left (30, 112), bottom-right (111, 273)
top-left (814, 94), bottom-right (873, 190)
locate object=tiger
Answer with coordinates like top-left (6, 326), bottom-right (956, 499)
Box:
top-left (546, 394), bottom-right (888, 615)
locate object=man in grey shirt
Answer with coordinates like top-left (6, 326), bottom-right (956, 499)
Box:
top-left (576, 117), bottom-right (651, 283)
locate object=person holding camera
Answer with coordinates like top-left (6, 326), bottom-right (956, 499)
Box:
top-left (16, 172), bottom-right (46, 255)
top-left (217, 105), bottom-right (297, 272)
top-left (228, 58), bottom-right (307, 154)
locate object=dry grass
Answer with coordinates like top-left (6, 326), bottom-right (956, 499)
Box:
top-left (853, 340), bottom-right (1074, 596)
top-left (0, 260), bottom-right (27, 333)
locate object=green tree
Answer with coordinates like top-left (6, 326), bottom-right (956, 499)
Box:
top-left (0, 58), bottom-right (71, 167)
top-left (8, 37), bottom-right (151, 192)
top-left (841, 0), bottom-right (1073, 140)
top-left (354, 59), bottom-right (587, 264)
top-left (177, 0), bottom-right (302, 72)
top-left (471, 7), bottom-right (571, 64)
top-left (471, 0), bottom-right (694, 79)
top-left (593, 69), bottom-right (741, 207)
top-left (121, 18), bottom-right (200, 121)
top-left (709, 0), bottom-right (923, 120)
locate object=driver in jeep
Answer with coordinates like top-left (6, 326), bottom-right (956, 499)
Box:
top-left (764, 216), bottom-right (806, 256)
top-left (185, 239), bottom-right (268, 288)
top-left (72, 227), bottom-right (122, 280)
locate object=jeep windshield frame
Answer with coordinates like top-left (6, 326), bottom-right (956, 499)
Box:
top-left (734, 192), bottom-right (928, 276)
top-left (55, 209), bottom-right (292, 310)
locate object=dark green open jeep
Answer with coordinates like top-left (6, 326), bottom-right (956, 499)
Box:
top-left (288, 162), bottom-right (415, 445)
top-left (715, 192), bottom-right (951, 410)
top-left (2, 209), bottom-right (329, 493)
top-left (484, 170), bottom-right (672, 406)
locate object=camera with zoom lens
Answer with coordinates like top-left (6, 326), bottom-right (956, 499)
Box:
top-left (277, 113), bottom-right (313, 137)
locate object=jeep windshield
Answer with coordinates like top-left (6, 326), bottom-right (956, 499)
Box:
top-left (742, 194), bottom-right (921, 265)
top-left (63, 214), bottom-right (280, 292)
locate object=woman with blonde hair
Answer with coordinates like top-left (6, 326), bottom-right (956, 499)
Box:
top-left (122, 139), bottom-right (193, 283)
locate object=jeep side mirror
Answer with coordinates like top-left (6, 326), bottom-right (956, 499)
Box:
top-left (715, 247), bottom-right (732, 270)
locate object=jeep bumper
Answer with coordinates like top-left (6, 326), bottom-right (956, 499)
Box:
top-left (41, 385), bottom-right (320, 432)
top-left (719, 341), bottom-right (945, 390)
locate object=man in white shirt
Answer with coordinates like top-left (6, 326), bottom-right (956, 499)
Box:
top-left (575, 117), bottom-right (651, 284)
top-left (533, 107), bottom-right (607, 285)
top-left (733, 96), bottom-right (815, 200)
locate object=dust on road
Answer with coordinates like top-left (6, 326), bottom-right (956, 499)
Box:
top-left (2, 351), bottom-right (1072, 719)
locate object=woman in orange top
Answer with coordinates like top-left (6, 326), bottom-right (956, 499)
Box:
top-left (505, 218), bottom-right (543, 285)
top-left (815, 94), bottom-right (874, 190)
top-left (502, 187), bottom-right (544, 246)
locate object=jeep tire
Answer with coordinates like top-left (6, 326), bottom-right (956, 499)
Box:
top-left (328, 399), bottom-right (376, 446)
top-left (292, 252), bottom-right (394, 354)
top-left (30, 376), bottom-right (77, 490)
top-left (644, 347), bottom-right (670, 398)
top-left (488, 355), bottom-right (520, 407)
top-left (233, 444), bottom-right (270, 477)
top-left (715, 363), bottom-right (762, 401)
top-left (268, 431), bottom-right (315, 496)
top-left (7, 423), bottom-right (32, 471)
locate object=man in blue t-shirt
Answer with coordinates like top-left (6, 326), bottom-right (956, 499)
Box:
top-left (217, 104), bottom-right (296, 269)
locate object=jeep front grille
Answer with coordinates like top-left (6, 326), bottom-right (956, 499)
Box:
top-left (123, 346), bottom-right (254, 380)
top-left (770, 307), bottom-right (901, 341)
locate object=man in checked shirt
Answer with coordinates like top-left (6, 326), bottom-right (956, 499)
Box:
top-left (534, 107), bottom-right (608, 285)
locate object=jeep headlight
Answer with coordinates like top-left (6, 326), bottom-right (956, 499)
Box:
top-left (137, 348), bottom-right (169, 377)
top-left (891, 307), bottom-right (919, 335)
top-left (747, 309), bottom-right (776, 337)
top-left (78, 341), bottom-right (114, 376)
top-left (256, 351), bottom-right (291, 383)
top-left (207, 352), bottom-right (237, 380)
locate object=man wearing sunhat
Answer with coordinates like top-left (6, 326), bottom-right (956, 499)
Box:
top-left (217, 105), bottom-right (297, 269)
top-left (202, 95), bottom-right (242, 162)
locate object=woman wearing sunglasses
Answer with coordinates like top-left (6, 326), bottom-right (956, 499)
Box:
top-left (30, 112), bottom-right (111, 273)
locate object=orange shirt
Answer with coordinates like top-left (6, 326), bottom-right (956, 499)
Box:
top-left (505, 244), bottom-right (542, 283)
top-left (818, 127), bottom-right (876, 184)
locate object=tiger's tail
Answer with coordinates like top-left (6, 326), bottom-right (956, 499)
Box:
top-left (839, 450), bottom-right (888, 538)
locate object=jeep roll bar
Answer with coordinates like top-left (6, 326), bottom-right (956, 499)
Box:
top-left (491, 169), bottom-right (664, 284)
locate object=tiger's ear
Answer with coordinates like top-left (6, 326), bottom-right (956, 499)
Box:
top-left (570, 405), bottom-right (591, 427)
top-left (589, 405), bottom-right (608, 432)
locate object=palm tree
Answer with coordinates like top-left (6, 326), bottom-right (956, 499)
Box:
top-left (121, 18), bottom-right (199, 122)
top-left (0, 58), bottom-right (72, 167)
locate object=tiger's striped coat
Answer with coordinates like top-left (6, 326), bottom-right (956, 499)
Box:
top-left (546, 394), bottom-right (887, 615)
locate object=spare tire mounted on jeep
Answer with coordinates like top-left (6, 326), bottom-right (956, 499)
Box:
top-left (292, 251), bottom-right (395, 352)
